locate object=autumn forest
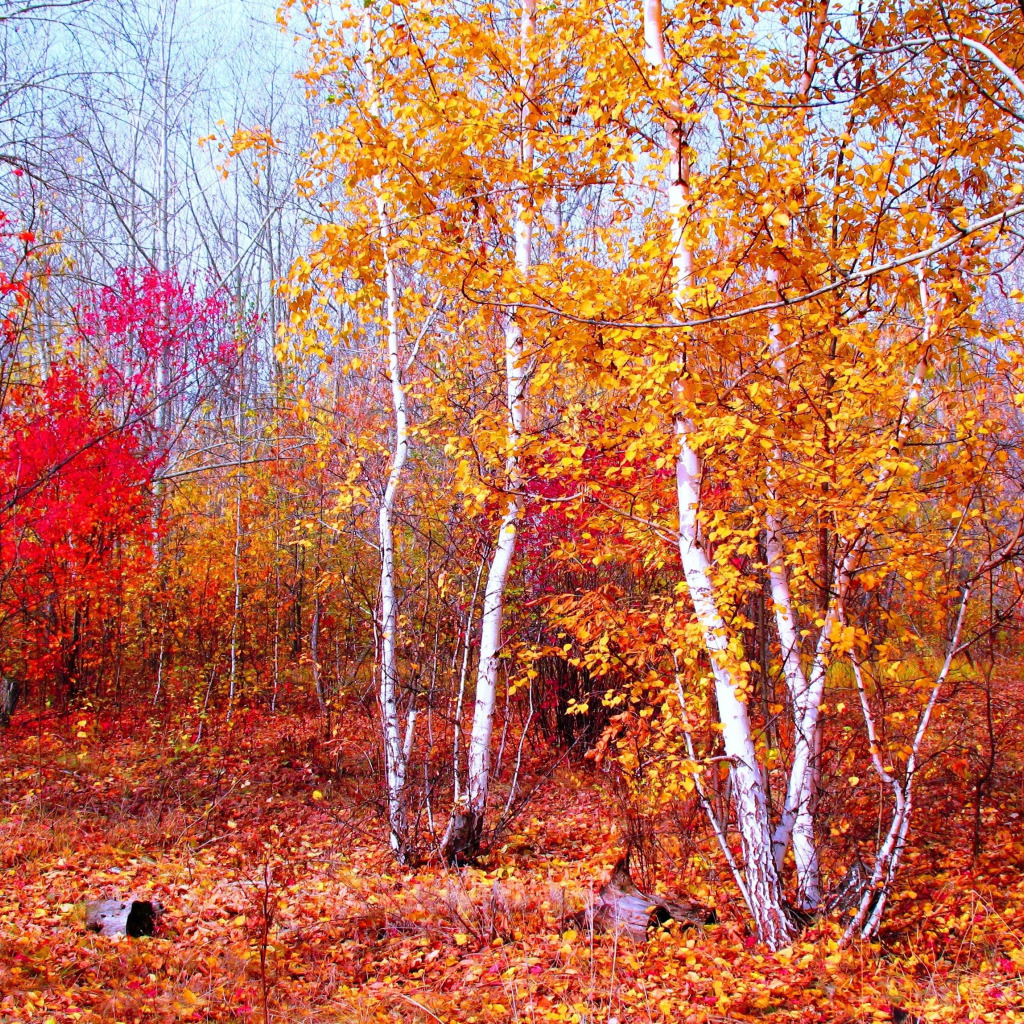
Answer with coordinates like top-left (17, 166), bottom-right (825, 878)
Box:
top-left (2, 0), bottom-right (1024, 1020)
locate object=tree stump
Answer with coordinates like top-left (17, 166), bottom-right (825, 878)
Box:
top-left (0, 677), bottom-right (19, 728)
top-left (441, 803), bottom-right (482, 865)
top-left (580, 855), bottom-right (716, 940)
top-left (84, 899), bottom-right (158, 937)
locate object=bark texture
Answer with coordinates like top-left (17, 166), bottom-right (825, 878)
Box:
top-left (0, 677), bottom-right (19, 727)
top-left (364, 5), bottom-right (414, 862)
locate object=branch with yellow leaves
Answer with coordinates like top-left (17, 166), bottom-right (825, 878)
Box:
top-left (460, 201), bottom-right (1024, 331)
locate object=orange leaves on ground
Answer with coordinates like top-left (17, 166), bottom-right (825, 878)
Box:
top-left (3, 703), bottom-right (1024, 1023)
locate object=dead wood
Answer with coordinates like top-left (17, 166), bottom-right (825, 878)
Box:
top-left (578, 855), bottom-right (716, 940)
top-left (822, 856), bottom-right (878, 918)
top-left (84, 899), bottom-right (159, 937)
top-left (891, 1008), bottom-right (925, 1024)
top-left (0, 676), bottom-right (19, 728)
top-left (440, 804), bottom-right (483, 865)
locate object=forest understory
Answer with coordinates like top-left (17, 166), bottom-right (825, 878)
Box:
top-left (2, 687), bottom-right (1024, 1024)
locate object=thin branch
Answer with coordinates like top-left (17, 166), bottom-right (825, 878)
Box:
top-left (461, 202), bottom-right (1024, 330)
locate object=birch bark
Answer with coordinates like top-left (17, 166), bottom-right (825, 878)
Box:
top-left (375, 157), bottom-right (412, 861)
top-left (363, 8), bottom-right (414, 861)
top-left (456, 0), bottom-right (537, 859)
top-left (843, 588), bottom-right (970, 942)
top-left (644, 0), bottom-right (795, 948)
top-left (772, 274), bottom-right (936, 903)
top-left (761, 1), bottom-right (846, 909)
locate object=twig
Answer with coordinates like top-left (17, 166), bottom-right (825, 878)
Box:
top-left (392, 992), bottom-right (447, 1024)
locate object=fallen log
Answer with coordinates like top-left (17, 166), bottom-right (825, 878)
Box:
top-left (578, 855), bottom-right (716, 940)
top-left (84, 899), bottom-right (158, 937)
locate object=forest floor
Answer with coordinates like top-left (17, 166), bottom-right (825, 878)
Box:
top-left (1, 705), bottom-right (1023, 1024)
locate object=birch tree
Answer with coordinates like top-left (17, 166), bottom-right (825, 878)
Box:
top-left (280, 1), bottom-right (1024, 945)
top-left (443, 0), bottom-right (538, 863)
top-left (643, 0), bottom-right (796, 949)
top-left (358, 5), bottom-right (415, 863)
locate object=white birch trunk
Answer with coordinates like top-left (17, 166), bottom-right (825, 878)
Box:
top-left (363, 8), bottom-right (413, 861)
top-left (452, 557), bottom-right (486, 807)
top-left (676, 422), bottom-right (795, 946)
top-left (765, 510), bottom-right (804, 710)
top-left (645, 0), bottom-right (795, 948)
top-left (762, 2), bottom-right (830, 908)
top-left (459, 0), bottom-right (536, 854)
top-left (772, 243), bottom-right (935, 901)
top-left (764, 319), bottom-right (822, 905)
top-left (765, 498), bottom-right (821, 909)
top-left (376, 190), bottom-right (411, 860)
top-left (773, 343), bottom-right (931, 902)
top-left (772, 558), bottom-right (850, 904)
top-left (843, 589), bottom-right (969, 942)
